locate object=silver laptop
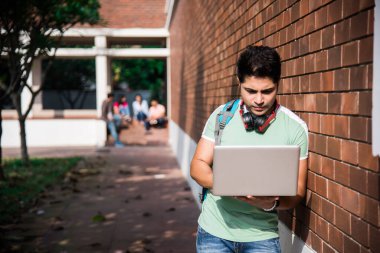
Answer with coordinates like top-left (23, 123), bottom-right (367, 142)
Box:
top-left (212, 145), bottom-right (300, 196)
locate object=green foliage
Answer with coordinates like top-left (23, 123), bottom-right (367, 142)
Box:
top-left (112, 59), bottom-right (165, 101)
top-left (0, 157), bottom-right (81, 224)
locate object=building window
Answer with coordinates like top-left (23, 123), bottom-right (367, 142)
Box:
top-left (42, 59), bottom-right (96, 110)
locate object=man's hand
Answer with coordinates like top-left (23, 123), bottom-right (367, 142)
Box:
top-left (234, 196), bottom-right (279, 209)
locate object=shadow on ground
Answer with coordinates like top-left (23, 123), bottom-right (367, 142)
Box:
top-left (1, 126), bottom-right (199, 253)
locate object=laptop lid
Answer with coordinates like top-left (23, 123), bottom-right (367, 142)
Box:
top-left (212, 145), bottom-right (300, 196)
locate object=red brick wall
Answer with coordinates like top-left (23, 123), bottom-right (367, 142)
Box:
top-left (169, 0), bottom-right (379, 252)
top-left (77, 0), bottom-right (167, 28)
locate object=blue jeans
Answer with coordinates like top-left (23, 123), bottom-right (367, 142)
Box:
top-left (136, 112), bottom-right (147, 122)
top-left (107, 121), bottom-right (120, 143)
top-left (196, 226), bottom-right (281, 253)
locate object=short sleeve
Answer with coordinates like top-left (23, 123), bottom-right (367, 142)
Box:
top-left (292, 122), bottom-right (309, 160)
top-left (201, 105), bottom-right (224, 142)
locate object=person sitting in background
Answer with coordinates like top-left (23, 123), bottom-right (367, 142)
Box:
top-left (144, 99), bottom-right (166, 132)
top-left (114, 95), bottom-right (131, 127)
top-left (101, 93), bottom-right (124, 147)
top-left (132, 94), bottom-right (149, 124)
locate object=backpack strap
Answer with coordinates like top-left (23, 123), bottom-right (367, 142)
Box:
top-left (214, 99), bottom-right (240, 146)
top-left (200, 99), bottom-right (240, 203)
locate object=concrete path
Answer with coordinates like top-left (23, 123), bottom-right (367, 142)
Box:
top-left (2, 125), bottom-right (199, 253)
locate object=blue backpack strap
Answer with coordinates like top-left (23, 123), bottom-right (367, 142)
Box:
top-left (200, 99), bottom-right (240, 203)
top-left (214, 99), bottom-right (240, 146)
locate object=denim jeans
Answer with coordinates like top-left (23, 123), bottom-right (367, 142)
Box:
top-left (196, 226), bottom-right (281, 253)
top-left (136, 112), bottom-right (147, 122)
top-left (107, 121), bottom-right (119, 143)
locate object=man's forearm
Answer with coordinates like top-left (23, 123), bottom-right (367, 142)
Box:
top-left (190, 159), bottom-right (213, 188)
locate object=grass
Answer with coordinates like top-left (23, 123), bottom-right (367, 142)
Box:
top-left (0, 157), bottom-right (81, 225)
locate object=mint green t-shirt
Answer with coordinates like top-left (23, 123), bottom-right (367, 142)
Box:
top-left (198, 101), bottom-right (308, 242)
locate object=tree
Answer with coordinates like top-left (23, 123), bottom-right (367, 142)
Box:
top-left (0, 0), bottom-right (101, 169)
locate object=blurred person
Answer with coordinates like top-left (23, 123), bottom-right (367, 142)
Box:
top-left (114, 95), bottom-right (131, 127)
top-left (132, 93), bottom-right (149, 124)
top-left (101, 93), bottom-right (124, 147)
top-left (144, 99), bottom-right (166, 132)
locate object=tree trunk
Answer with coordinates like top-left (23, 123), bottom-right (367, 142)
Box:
top-left (19, 117), bottom-right (29, 164)
top-left (0, 106), bottom-right (5, 181)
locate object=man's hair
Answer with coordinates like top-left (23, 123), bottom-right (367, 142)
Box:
top-left (107, 92), bottom-right (114, 98)
top-left (236, 45), bottom-right (281, 84)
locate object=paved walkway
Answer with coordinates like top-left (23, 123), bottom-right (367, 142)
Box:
top-left (2, 125), bottom-right (199, 253)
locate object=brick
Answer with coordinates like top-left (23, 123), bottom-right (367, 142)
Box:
top-left (308, 171), bottom-right (316, 191)
top-left (342, 41), bottom-right (359, 66)
top-left (328, 93), bottom-right (342, 114)
top-left (341, 186), bottom-right (361, 216)
top-left (309, 0), bottom-right (323, 12)
top-left (334, 115), bottom-right (349, 138)
top-left (350, 11), bottom-right (369, 39)
top-left (358, 143), bottom-right (379, 172)
top-left (310, 192), bottom-right (322, 214)
top-left (328, 45), bottom-right (342, 69)
top-left (359, 195), bottom-right (379, 226)
top-left (327, 0), bottom-right (343, 24)
top-left (327, 137), bottom-right (341, 160)
top-left (359, 37), bottom-right (373, 63)
top-left (350, 65), bottom-right (368, 90)
top-left (315, 134), bottom-right (327, 155)
top-left (315, 175), bottom-right (328, 197)
top-left (350, 117), bottom-right (368, 141)
top-left (334, 68), bottom-right (350, 91)
top-left (359, 0), bottom-right (375, 10)
top-left (309, 31), bottom-right (321, 52)
top-left (299, 75), bottom-right (309, 92)
top-left (322, 25), bottom-right (335, 48)
top-left (344, 235), bottom-right (361, 253)
top-left (310, 73), bottom-right (321, 92)
top-left (351, 216), bottom-right (370, 247)
top-left (321, 115), bottom-right (334, 136)
top-left (369, 224), bottom-right (380, 253)
top-left (334, 161), bottom-right (350, 186)
top-left (304, 12), bottom-right (315, 34)
top-left (304, 53), bottom-right (316, 73)
top-left (350, 166), bottom-right (367, 193)
top-left (342, 0), bottom-right (360, 18)
top-left (367, 171), bottom-right (379, 200)
top-left (310, 231), bottom-right (323, 252)
top-left (316, 6), bottom-right (328, 29)
top-left (299, 36), bottom-right (309, 55)
top-left (328, 180), bottom-right (342, 205)
top-left (359, 92), bottom-right (372, 116)
top-left (335, 19), bottom-right (350, 44)
top-left (315, 50), bottom-right (328, 72)
top-left (291, 1), bottom-right (300, 22)
top-left (304, 94), bottom-right (317, 111)
top-left (328, 224), bottom-right (344, 252)
top-left (316, 215), bottom-right (329, 241)
top-left (341, 92), bottom-right (359, 115)
top-left (322, 156), bottom-right (335, 179)
top-left (342, 140), bottom-right (359, 165)
top-left (321, 197), bottom-right (335, 223)
top-left (321, 70), bottom-right (334, 91)
top-left (335, 205), bottom-right (351, 234)
top-left (323, 242), bottom-right (336, 253)
top-left (309, 113), bottom-right (321, 133)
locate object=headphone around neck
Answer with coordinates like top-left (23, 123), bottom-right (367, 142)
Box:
top-left (239, 100), bottom-right (279, 133)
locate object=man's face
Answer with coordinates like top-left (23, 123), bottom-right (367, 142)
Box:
top-left (240, 76), bottom-right (278, 116)
top-left (151, 100), bottom-right (158, 107)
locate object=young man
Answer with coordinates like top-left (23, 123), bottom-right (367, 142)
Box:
top-left (101, 93), bottom-right (124, 147)
top-left (190, 45), bottom-right (308, 253)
